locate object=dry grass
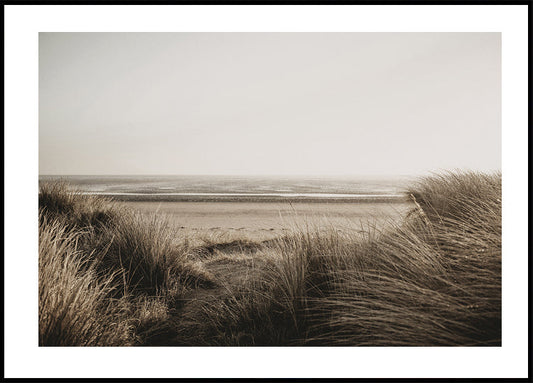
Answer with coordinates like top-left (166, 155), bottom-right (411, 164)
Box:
top-left (38, 182), bottom-right (217, 346)
top-left (39, 182), bottom-right (119, 229)
top-left (39, 171), bottom-right (501, 346)
top-left (39, 215), bottom-right (133, 346)
top-left (175, 171), bottom-right (501, 346)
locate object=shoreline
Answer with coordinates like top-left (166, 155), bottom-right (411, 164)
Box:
top-left (88, 193), bottom-right (409, 203)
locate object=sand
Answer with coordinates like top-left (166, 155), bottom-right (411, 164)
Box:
top-left (116, 200), bottom-right (414, 242)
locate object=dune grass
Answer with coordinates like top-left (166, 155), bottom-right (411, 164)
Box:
top-left (38, 183), bottom-right (217, 346)
top-left (38, 171), bottom-right (501, 346)
top-left (173, 171), bottom-right (501, 346)
top-left (39, 215), bottom-right (133, 346)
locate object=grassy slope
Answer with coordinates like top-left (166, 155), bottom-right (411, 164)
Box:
top-left (38, 172), bottom-right (501, 346)
top-left (39, 182), bottom-right (216, 346)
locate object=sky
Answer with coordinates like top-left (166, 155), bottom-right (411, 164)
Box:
top-left (39, 33), bottom-right (501, 176)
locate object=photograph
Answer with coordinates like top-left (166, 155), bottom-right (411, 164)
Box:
top-left (38, 32), bottom-right (503, 347)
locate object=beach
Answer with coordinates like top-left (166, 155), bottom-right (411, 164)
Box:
top-left (41, 175), bottom-right (414, 241)
top-left (117, 200), bottom-right (414, 242)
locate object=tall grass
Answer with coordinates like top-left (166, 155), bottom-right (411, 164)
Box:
top-left (39, 182), bottom-right (119, 229)
top-left (87, 212), bottom-right (208, 297)
top-left (39, 215), bottom-right (133, 346)
top-left (181, 171), bottom-right (501, 346)
top-left (38, 182), bottom-right (216, 346)
top-left (305, 171), bottom-right (500, 345)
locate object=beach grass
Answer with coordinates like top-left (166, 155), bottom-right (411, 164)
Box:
top-left (38, 171), bottom-right (501, 346)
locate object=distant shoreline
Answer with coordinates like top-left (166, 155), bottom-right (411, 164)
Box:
top-left (85, 192), bottom-right (409, 203)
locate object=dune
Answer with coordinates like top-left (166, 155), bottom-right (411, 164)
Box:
top-left (38, 171), bottom-right (501, 346)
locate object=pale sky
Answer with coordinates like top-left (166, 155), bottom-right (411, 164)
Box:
top-left (39, 33), bottom-right (501, 176)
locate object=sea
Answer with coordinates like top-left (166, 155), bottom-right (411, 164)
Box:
top-left (38, 175), bottom-right (415, 202)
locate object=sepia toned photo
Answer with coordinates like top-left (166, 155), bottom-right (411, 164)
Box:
top-left (38, 32), bottom-right (501, 347)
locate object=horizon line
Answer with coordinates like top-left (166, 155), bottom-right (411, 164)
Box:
top-left (39, 173), bottom-right (427, 178)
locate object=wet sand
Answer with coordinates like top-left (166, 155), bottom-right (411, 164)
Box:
top-left (117, 200), bottom-right (414, 242)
